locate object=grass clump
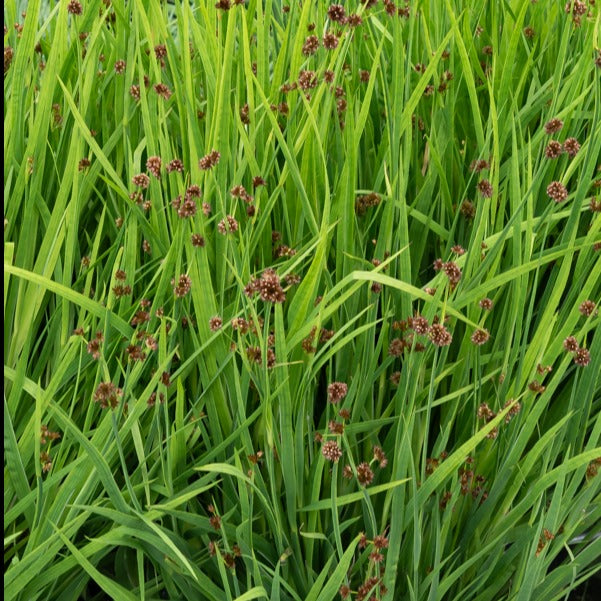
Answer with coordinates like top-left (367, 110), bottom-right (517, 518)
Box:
top-left (4, 1), bottom-right (601, 600)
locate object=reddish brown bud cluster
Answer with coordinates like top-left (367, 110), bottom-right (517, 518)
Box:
top-left (93, 381), bottom-right (123, 410)
top-left (172, 274), bottom-right (192, 297)
top-left (355, 192), bottom-right (381, 215)
top-left (199, 150), bottom-right (221, 170)
top-left (327, 381), bottom-right (348, 403)
top-left (245, 269), bottom-right (286, 303)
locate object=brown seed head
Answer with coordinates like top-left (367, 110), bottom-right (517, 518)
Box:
top-left (327, 382), bottom-right (348, 404)
top-left (546, 181), bottom-right (568, 202)
top-left (67, 1), bottom-right (83, 15)
top-left (328, 4), bottom-right (347, 22)
top-left (471, 328), bottom-right (490, 346)
top-left (93, 381), bottom-right (123, 410)
top-left (477, 179), bottom-right (493, 198)
top-left (428, 323), bottom-right (453, 347)
top-left (132, 173), bottom-right (150, 189)
top-left (209, 316), bottom-right (223, 331)
top-left (563, 137), bottom-right (580, 158)
top-left (323, 33), bottom-right (339, 50)
top-left (544, 118), bottom-right (563, 135)
top-left (579, 300), bottom-right (597, 316)
top-left (172, 274), bottom-right (192, 297)
top-left (573, 348), bottom-right (591, 367)
top-left (166, 159), bottom-right (184, 173)
top-left (563, 336), bottom-right (579, 352)
top-left (321, 440), bottom-right (343, 462)
top-left (146, 156), bottom-right (161, 178)
top-left (199, 150), bottom-right (221, 170)
top-left (544, 140), bottom-right (563, 159)
top-left (356, 462), bottom-right (374, 486)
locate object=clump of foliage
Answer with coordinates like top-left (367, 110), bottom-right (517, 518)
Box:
top-left (4, 1), bottom-right (600, 600)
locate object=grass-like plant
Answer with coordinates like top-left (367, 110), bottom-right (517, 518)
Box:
top-left (4, 1), bottom-right (601, 600)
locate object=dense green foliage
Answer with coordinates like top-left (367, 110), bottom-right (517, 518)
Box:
top-left (4, 1), bottom-right (601, 600)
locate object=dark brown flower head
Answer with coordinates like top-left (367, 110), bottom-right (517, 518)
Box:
top-left (411, 315), bottom-right (429, 335)
top-left (524, 26), bottom-right (535, 38)
top-left (470, 158), bottom-right (490, 172)
top-left (191, 233), bottom-right (205, 247)
top-left (428, 323), bottom-right (453, 347)
top-left (322, 440), bottom-right (343, 462)
top-left (68, 1), bottom-right (83, 15)
top-left (451, 245), bottom-right (466, 255)
top-left (217, 215), bottom-right (239, 235)
top-left (503, 399), bottom-right (521, 423)
top-left (302, 35), bottom-right (320, 55)
top-left (230, 184), bottom-right (248, 199)
top-left (388, 337), bottom-right (407, 357)
top-left (153, 83), bottom-right (172, 100)
top-left (172, 274), bottom-right (192, 297)
top-left (93, 381), bottom-right (123, 410)
top-left (126, 344), bottom-right (147, 362)
top-left (346, 13), bottom-right (363, 28)
top-left (356, 462), bottom-right (374, 486)
top-left (355, 192), bottom-right (381, 215)
top-left (256, 268), bottom-right (286, 303)
top-left (460, 199), bottom-right (476, 219)
top-left (129, 84), bottom-right (140, 100)
top-left (563, 336), bottom-right (579, 352)
top-left (544, 140), bottom-right (563, 159)
top-left (132, 173), bottom-right (150, 189)
top-left (482, 45), bottom-right (493, 56)
top-left (215, 0), bottom-right (231, 10)
top-left (323, 33), bottom-right (339, 50)
top-left (199, 150), bottom-right (221, 170)
top-left (209, 316), bottom-right (223, 331)
top-left (546, 181), bottom-right (568, 202)
top-left (323, 69), bottom-right (335, 83)
top-left (166, 158), bottom-right (184, 173)
top-left (338, 408), bottom-right (350, 420)
top-left (389, 370), bottom-right (401, 385)
top-left (239, 103), bottom-right (250, 124)
top-left (359, 69), bottom-right (370, 82)
top-left (86, 331), bottom-right (104, 360)
top-left (252, 175), bottom-right (266, 188)
top-left (563, 137), bottom-right (580, 158)
top-left (114, 59), bottom-right (126, 74)
top-left (328, 4), bottom-right (347, 22)
top-left (4, 46), bottom-right (15, 74)
top-left (339, 585), bottom-right (351, 600)
top-left (112, 285), bottom-right (131, 298)
top-left (328, 382), bottom-right (348, 403)
top-left (373, 446), bottom-right (388, 468)
top-left (154, 44), bottom-right (167, 59)
top-left (78, 158), bottom-right (91, 171)
top-left (477, 403), bottom-right (495, 421)
top-left (177, 198), bottom-right (197, 218)
top-left (477, 179), bottom-right (493, 198)
top-left (574, 348), bottom-right (591, 367)
top-left (146, 156), bottom-right (161, 177)
top-left (442, 261), bottom-right (462, 288)
top-left (328, 420), bottom-right (345, 434)
top-left (471, 328), bottom-right (490, 346)
top-left (342, 464), bottom-right (353, 479)
top-left (479, 297), bottom-right (494, 310)
top-left (544, 118), bottom-right (563, 135)
top-left (298, 69), bottom-right (317, 90)
top-left (579, 300), bottom-right (597, 317)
